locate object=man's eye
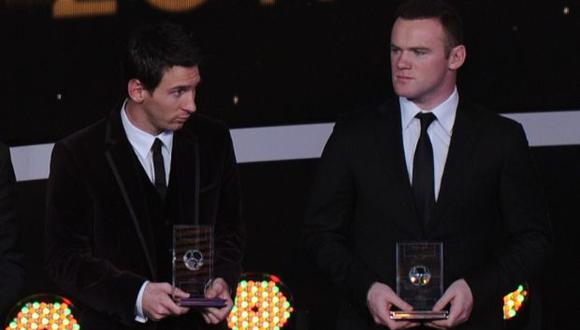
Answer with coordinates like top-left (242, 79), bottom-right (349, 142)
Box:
top-left (413, 49), bottom-right (427, 55)
top-left (390, 47), bottom-right (401, 54)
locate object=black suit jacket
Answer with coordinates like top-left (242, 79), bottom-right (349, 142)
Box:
top-left (0, 141), bottom-right (23, 319)
top-left (303, 99), bottom-right (551, 329)
top-left (45, 111), bottom-right (244, 330)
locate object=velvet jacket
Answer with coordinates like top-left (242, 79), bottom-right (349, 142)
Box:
top-left (46, 110), bottom-right (244, 330)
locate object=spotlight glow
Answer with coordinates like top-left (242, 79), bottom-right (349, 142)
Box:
top-left (503, 284), bottom-right (528, 320)
top-left (5, 295), bottom-right (80, 330)
top-left (228, 273), bottom-right (294, 330)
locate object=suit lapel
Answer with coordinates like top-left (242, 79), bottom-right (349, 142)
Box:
top-left (429, 100), bottom-right (480, 232)
top-left (373, 100), bottom-right (419, 230)
top-left (103, 111), bottom-right (157, 279)
top-left (168, 126), bottom-right (199, 226)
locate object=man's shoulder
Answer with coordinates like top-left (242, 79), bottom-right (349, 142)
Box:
top-left (57, 118), bottom-right (108, 150)
top-left (334, 99), bottom-right (398, 134)
top-left (462, 101), bottom-right (524, 133)
top-left (182, 113), bottom-right (230, 139)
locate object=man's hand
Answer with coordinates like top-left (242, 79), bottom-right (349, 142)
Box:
top-left (142, 282), bottom-right (190, 321)
top-left (367, 282), bottom-right (420, 330)
top-left (425, 279), bottom-right (473, 329)
top-left (201, 277), bottom-right (234, 324)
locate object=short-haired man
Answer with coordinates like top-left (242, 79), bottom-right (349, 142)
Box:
top-left (303, 1), bottom-right (551, 329)
top-left (46, 23), bottom-right (244, 330)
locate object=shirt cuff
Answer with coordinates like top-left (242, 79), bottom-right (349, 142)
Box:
top-left (134, 281), bottom-right (149, 323)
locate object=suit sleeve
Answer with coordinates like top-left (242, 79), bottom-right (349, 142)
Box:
top-left (0, 142), bottom-right (23, 315)
top-left (303, 124), bottom-right (378, 310)
top-left (212, 129), bottom-right (244, 293)
top-left (465, 123), bottom-right (552, 317)
top-left (45, 142), bottom-right (145, 326)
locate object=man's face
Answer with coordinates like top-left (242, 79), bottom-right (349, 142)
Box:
top-left (140, 65), bottom-right (201, 134)
top-left (390, 18), bottom-right (462, 109)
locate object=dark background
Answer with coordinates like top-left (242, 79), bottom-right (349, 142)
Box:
top-left (1, 0), bottom-right (579, 329)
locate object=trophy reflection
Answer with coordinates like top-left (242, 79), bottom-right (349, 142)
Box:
top-left (172, 225), bottom-right (225, 307)
top-left (390, 242), bottom-right (448, 320)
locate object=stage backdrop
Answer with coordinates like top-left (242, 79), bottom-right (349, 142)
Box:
top-left (1, 1), bottom-right (579, 329)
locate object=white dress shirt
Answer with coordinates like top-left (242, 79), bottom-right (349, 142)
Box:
top-left (400, 88), bottom-right (459, 200)
top-left (120, 101), bottom-right (174, 323)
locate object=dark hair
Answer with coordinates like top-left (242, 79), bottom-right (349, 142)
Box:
top-left (123, 22), bottom-right (201, 92)
top-left (394, 0), bottom-right (463, 50)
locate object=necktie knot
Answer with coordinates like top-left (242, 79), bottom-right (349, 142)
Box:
top-left (415, 112), bottom-right (436, 133)
top-left (152, 138), bottom-right (163, 154)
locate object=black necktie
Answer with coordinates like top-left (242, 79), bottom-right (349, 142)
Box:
top-left (412, 112), bottom-right (436, 226)
top-left (152, 138), bottom-right (167, 199)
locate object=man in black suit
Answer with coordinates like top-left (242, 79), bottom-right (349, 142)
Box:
top-left (0, 141), bottom-right (23, 318)
top-left (46, 23), bottom-right (244, 330)
top-left (303, 1), bottom-right (551, 329)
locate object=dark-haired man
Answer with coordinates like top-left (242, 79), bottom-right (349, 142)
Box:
top-left (303, 1), bottom-right (550, 329)
top-left (46, 23), bottom-right (244, 330)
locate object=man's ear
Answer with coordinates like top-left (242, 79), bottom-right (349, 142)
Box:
top-left (448, 44), bottom-right (466, 71)
top-left (127, 79), bottom-right (147, 103)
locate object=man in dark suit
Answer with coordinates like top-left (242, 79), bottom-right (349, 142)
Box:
top-left (45, 23), bottom-right (244, 330)
top-left (0, 141), bottom-right (23, 318)
top-left (303, 1), bottom-right (551, 329)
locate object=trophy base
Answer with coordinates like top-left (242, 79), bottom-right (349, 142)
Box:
top-left (390, 310), bottom-right (449, 320)
top-left (177, 297), bottom-right (227, 308)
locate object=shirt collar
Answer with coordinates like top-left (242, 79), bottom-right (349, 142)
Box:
top-left (120, 99), bottom-right (173, 159)
top-left (400, 87), bottom-right (459, 136)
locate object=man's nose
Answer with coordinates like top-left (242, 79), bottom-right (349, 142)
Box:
top-left (183, 93), bottom-right (196, 113)
top-left (396, 51), bottom-right (411, 69)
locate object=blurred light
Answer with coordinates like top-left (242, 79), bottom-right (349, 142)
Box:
top-left (563, 6), bottom-right (570, 15)
top-left (228, 273), bottom-right (294, 330)
top-left (503, 284), bottom-right (528, 320)
top-left (233, 95), bottom-right (240, 105)
top-left (4, 294), bottom-right (80, 330)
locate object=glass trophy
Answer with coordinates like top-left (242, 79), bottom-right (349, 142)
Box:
top-left (390, 242), bottom-right (448, 320)
top-left (172, 225), bottom-right (226, 307)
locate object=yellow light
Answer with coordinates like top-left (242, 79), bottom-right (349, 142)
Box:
top-left (228, 274), bottom-right (294, 329)
top-left (503, 284), bottom-right (528, 319)
top-left (5, 295), bottom-right (80, 330)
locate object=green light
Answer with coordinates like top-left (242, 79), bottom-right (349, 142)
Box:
top-left (273, 286), bottom-right (279, 293)
top-left (65, 308), bottom-right (71, 315)
top-left (73, 324), bottom-right (80, 330)
top-left (261, 281), bottom-right (268, 288)
top-left (22, 307), bottom-right (29, 314)
top-left (240, 281), bottom-right (247, 287)
top-left (283, 301), bottom-right (290, 308)
top-left (9, 321), bottom-right (17, 329)
top-left (33, 302), bottom-right (40, 309)
top-left (54, 303), bottom-right (61, 309)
